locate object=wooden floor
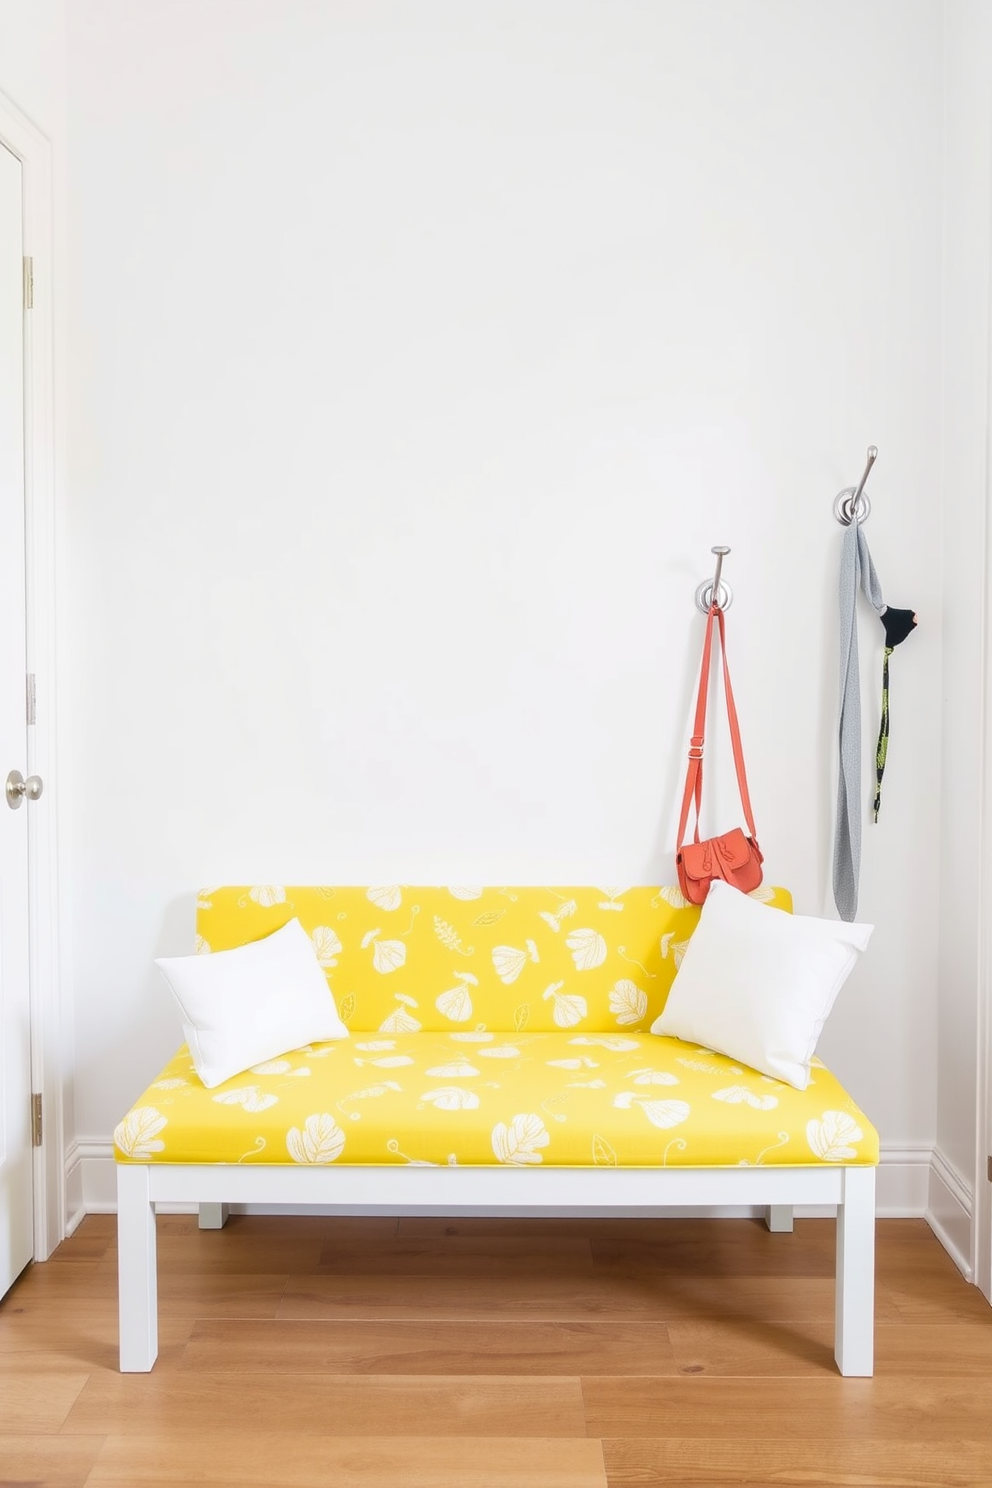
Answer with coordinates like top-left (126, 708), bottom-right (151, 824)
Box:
top-left (0, 1214), bottom-right (989, 1488)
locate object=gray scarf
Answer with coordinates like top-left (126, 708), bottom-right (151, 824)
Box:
top-left (833, 521), bottom-right (884, 921)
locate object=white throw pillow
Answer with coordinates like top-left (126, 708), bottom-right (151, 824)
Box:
top-left (650, 880), bottom-right (873, 1090)
top-left (155, 917), bottom-right (348, 1088)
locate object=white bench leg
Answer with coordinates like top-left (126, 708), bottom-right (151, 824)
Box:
top-left (198, 1203), bottom-right (229, 1230)
top-left (764, 1204), bottom-right (794, 1232)
top-left (834, 1166), bottom-right (875, 1376)
top-left (117, 1164), bottom-right (159, 1372)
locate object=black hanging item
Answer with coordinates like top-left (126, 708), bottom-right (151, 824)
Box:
top-left (873, 605), bottom-right (918, 822)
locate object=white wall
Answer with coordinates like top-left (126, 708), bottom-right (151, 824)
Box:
top-left (65, 0), bottom-right (944, 1208)
top-left (0, 0), bottom-right (65, 131)
top-left (934, 0), bottom-right (992, 1283)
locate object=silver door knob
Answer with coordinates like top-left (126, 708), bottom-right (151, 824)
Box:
top-left (6, 770), bottom-right (44, 810)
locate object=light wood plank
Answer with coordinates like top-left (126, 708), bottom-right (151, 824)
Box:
top-left (873, 1218), bottom-right (967, 1269)
top-left (590, 1234), bottom-right (835, 1277)
top-left (396, 1215), bottom-right (832, 1243)
top-left (281, 1272), bottom-right (667, 1322)
top-left (242, 1216), bottom-right (400, 1240)
top-left (86, 1433), bottom-right (607, 1486)
top-left (581, 1375), bottom-right (992, 1440)
top-left (178, 1318), bottom-right (677, 1375)
top-left (99, 1214), bottom-right (401, 1246)
top-left (668, 1317), bottom-right (992, 1378)
top-left (155, 1273), bottom-right (289, 1319)
top-left (6, 1259), bottom-right (105, 1294)
top-left (668, 1316), bottom-right (837, 1375)
top-left (0, 1323), bottom-right (192, 1374)
top-left (316, 1236), bottom-right (594, 1276)
top-left (601, 1435), bottom-right (991, 1486)
top-left (1, 1270), bottom-right (289, 1320)
top-left (397, 1214), bottom-right (841, 1241)
top-left (0, 1214), bottom-right (986, 1488)
top-left (61, 1374), bottom-right (588, 1438)
top-left (886, 1273), bottom-right (992, 1323)
top-left (3, 1264), bottom-right (121, 1302)
top-left (0, 1314), bottom-right (192, 1360)
top-left (278, 1271), bottom-right (902, 1323)
top-left (0, 1432), bottom-right (105, 1486)
top-left (48, 1217), bottom-right (115, 1262)
top-left (97, 1235), bottom-right (324, 1277)
top-left (0, 1371), bottom-right (90, 1433)
top-left (871, 1321), bottom-right (992, 1374)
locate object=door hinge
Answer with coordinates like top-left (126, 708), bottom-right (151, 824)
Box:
top-left (31, 1093), bottom-right (43, 1147)
top-left (988, 1155), bottom-right (992, 1183)
top-left (23, 256), bottom-right (33, 311)
top-left (26, 673), bottom-right (36, 726)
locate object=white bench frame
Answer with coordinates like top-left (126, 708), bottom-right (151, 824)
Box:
top-left (117, 1161), bottom-right (875, 1375)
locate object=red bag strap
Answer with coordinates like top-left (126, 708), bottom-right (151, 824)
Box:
top-left (676, 608), bottom-right (716, 851)
top-left (676, 605), bottom-right (759, 851)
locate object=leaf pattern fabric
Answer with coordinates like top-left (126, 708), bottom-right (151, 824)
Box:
top-left (492, 1113), bottom-right (550, 1165)
top-left (627, 1098), bottom-right (691, 1130)
top-left (372, 939), bottom-right (406, 974)
top-left (806, 1110), bottom-right (865, 1161)
top-left (420, 1087), bottom-right (480, 1111)
top-left (113, 1106), bottom-right (167, 1159)
top-left (311, 927), bottom-right (342, 968)
top-left (435, 972), bottom-right (477, 1022)
top-left (367, 885), bottom-right (403, 911)
top-left (566, 928), bottom-right (607, 971)
top-left (116, 887), bottom-right (877, 1172)
top-left (247, 885), bottom-right (285, 908)
top-left (713, 1084), bottom-right (779, 1111)
top-left (542, 982), bottom-right (588, 1028)
top-left (212, 1086), bottom-right (278, 1113)
top-left (286, 1113), bottom-right (345, 1164)
top-left (630, 1068), bottom-right (679, 1085)
top-left (492, 944), bottom-right (538, 985)
top-left (191, 885), bottom-right (792, 1034)
top-left (115, 1030), bottom-right (877, 1169)
top-left (609, 980), bottom-right (648, 1025)
top-left (379, 998), bottom-right (421, 1034)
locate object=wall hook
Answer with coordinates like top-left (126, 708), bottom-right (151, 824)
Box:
top-left (694, 545), bottom-right (733, 613)
top-left (834, 445), bottom-right (877, 526)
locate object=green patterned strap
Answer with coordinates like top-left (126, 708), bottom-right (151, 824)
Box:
top-left (873, 647), bottom-right (893, 822)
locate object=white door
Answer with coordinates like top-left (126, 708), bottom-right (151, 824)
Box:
top-left (0, 139), bottom-right (33, 1297)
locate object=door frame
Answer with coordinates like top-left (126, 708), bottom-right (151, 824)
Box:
top-left (978, 395), bottom-right (992, 1300)
top-left (980, 715), bottom-right (992, 1301)
top-left (975, 52), bottom-right (992, 1303)
top-left (0, 86), bottom-right (64, 1262)
top-left (977, 304), bottom-right (992, 1304)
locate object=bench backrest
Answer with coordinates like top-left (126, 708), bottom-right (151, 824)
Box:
top-left (195, 884), bottom-right (791, 1034)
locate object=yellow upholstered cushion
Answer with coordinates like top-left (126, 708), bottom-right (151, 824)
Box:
top-left (114, 1031), bottom-right (878, 1169)
top-left (194, 884), bottom-right (793, 1035)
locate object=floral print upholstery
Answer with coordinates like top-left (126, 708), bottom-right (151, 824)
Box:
top-left (114, 886), bottom-right (878, 1170)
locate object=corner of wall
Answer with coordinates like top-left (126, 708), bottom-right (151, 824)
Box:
top-left (927, 1146), bottom-right (974, 1280)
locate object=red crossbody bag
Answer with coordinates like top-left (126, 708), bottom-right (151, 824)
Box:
top-left (675, 604), bottom-right (764, 905)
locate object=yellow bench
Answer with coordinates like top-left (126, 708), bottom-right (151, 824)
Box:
top-left (115, 885), bottom-right (878, 1374)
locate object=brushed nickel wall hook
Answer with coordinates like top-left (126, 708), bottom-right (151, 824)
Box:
top-left (694, 545), bottom-right (733, 613)
top-left (834, 445), bottom-right (877, 526)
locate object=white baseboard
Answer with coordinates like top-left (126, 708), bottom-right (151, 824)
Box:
top-left (66, 1137), bottom-right (118, 1216)
top-left (875, 1144), bottom-right (931, 1218)
top-left (927, 1146), bottom-right (974, 1281)
top-left (66, 1137), bottom-right (933, 1223)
